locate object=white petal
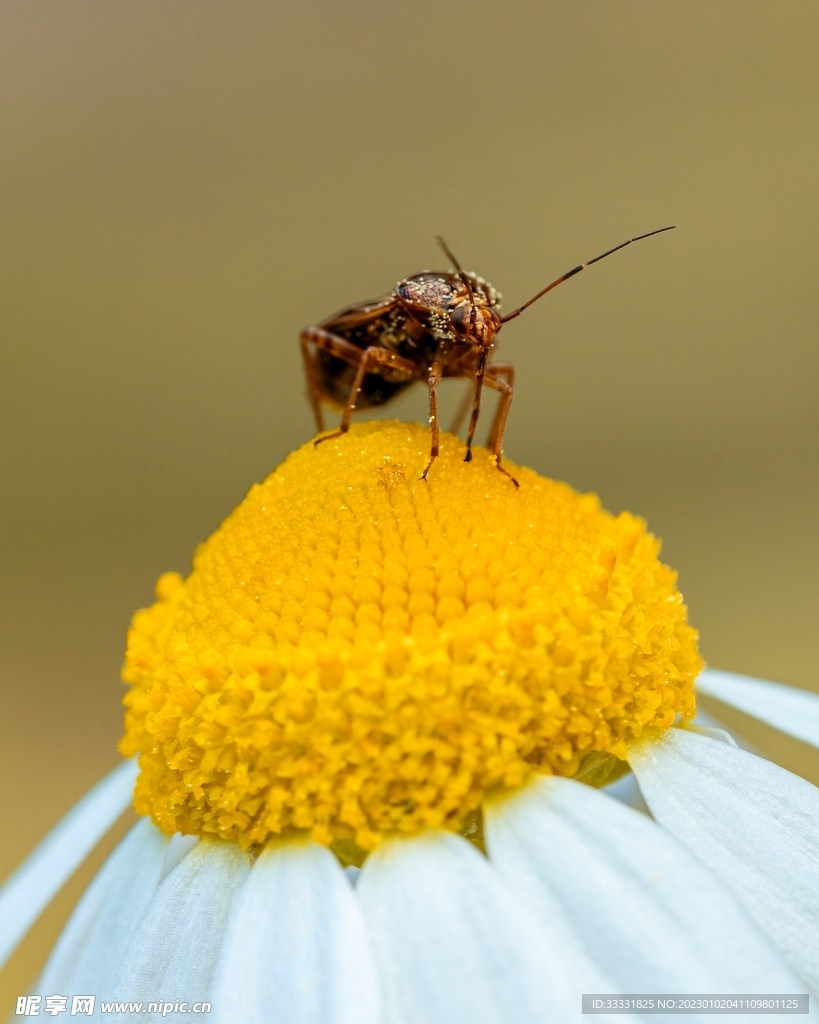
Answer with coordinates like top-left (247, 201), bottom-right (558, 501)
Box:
top-left (159, 833), bottom-right (199, 882)
top-left (485, 775), bottom-right (802, 996)
top-left (0, 758), bottom-right (138, 970)
top-left (106, 839), bottom-right (249, 1022)
top-left (211, 839), bottom-right (380, 1024)
top-left (698, 668), bottom-right (819, 749)
top-left (601, 771), bottom-right (650, 813)
top-left (692, 705), bottom-right (754, 750)
top-left (630, 728), bottom-right (819, 994)
top-left (357, 829), bottom-right (620, 1024)
top-left (37, 818), bottom-right (168, 997)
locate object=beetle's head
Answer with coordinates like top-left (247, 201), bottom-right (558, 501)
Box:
top-left (451, 290), bottom-right (502, 350)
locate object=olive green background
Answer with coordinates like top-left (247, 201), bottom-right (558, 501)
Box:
top-left (2, 0), bottom-right (819, 1007)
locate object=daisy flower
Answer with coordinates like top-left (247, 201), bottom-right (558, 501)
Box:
top-left (2, 420), bottom-right (817, 1023)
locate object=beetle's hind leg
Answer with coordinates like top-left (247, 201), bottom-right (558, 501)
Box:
top-left (300, 330), bottom-right (327, 432)
top-left (302, 329), bottom-right (416, 446)
top-left (483, 363), bottom-right (519, 488)
top-left (484, 363), bottom-right (515, 453)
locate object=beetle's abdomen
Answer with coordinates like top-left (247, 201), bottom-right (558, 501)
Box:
top-left (317, 349), bottom-right (411, 409)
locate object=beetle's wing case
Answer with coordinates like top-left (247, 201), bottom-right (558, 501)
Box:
top-left (311, 292), bottom-right (417, 411)
top-left (319, 294), bottom-right (398, 332)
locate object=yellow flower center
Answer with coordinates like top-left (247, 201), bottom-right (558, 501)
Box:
top-left (120, 420), bottom-right (700, 853)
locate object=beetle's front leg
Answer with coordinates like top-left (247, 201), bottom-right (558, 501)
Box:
top-left (464, 351), bottom-right (488, 465)
top-left (447, 381), bottom-right (474, 437)
top-left (420, 360), bottom-right (444, 481)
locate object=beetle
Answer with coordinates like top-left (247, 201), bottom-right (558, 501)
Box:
top-left (301, 226), bottom-right (675, 487)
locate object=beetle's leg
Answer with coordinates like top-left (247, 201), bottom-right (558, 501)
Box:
top-left (304, 335), bottom-right (415, 445)
top-left (447, 380), bottom-right (474, 436)
top-left (483, 363), bottom-right (519, 488)
top-left (484, 363), bottom-right (516, 452)
top-left (299, 330), bottom-right (327, 432)
top-left (464, 353), bottom-right (488, 464)
top-left (420, 360), bottom-right (444, 481)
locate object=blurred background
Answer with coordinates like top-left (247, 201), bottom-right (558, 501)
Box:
top-left (2, 0), bottom-right (818, 1006)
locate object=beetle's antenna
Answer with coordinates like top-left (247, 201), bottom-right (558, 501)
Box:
top-left (499, 225), bottom-right (677, 324)
top-left (436, 235), bottom-right (476, 327)
top-left (436, 236), bottom-right (470, 290)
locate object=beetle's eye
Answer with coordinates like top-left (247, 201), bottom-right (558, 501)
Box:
top-left (451, 305), bottom-right (469, 335)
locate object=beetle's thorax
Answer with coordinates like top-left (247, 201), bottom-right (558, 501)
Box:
top-left (395, 270), bottom-right (502, 349)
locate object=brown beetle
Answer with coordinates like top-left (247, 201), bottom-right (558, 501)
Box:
top-left (301, 227), bottom-right (675, 486)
